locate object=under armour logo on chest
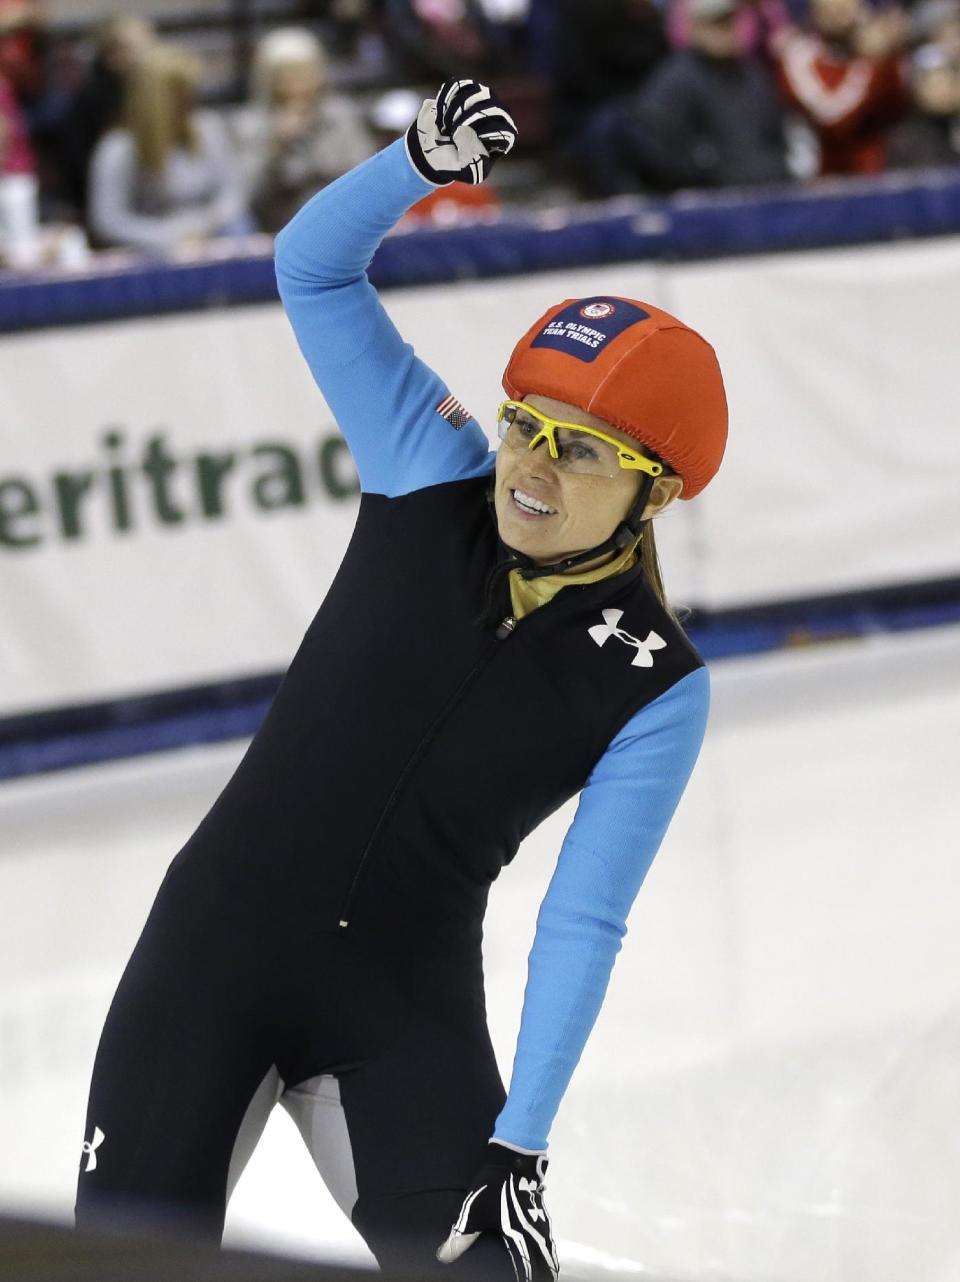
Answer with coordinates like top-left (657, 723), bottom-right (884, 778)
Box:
top-left (81, 1126), bottom-right (105, 1172)
top-left (588, 609), bottom-right (667, 667)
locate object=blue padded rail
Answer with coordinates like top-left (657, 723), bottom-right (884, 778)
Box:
top-left (2, 167), bottom-right (960, 333)
top-left (2, 576), bottom-right (959, 780)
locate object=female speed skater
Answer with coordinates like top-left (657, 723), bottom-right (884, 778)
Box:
top-left (76, 80), bottom-right (728, 1280)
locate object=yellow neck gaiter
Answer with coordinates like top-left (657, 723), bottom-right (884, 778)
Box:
top-left (508, 535), bottom-right (643, 621)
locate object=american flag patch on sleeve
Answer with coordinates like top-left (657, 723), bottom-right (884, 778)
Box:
top-left (436, 393), bottom-right (472, 430)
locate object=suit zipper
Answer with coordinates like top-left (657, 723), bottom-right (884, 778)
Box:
top-left (337, 614), bottom-right (518, 930)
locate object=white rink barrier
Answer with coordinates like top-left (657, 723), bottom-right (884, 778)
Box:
top-left (2, 236), bottom-right (959, 716)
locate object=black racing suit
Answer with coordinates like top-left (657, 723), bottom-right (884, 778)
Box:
top-left (76, 142), bottom-right (708, 1275)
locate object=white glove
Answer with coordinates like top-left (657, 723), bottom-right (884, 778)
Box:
top-left (437, 1141), bottom-right (559, 1281)
top-left (405, 78), bottom-right (518, 186)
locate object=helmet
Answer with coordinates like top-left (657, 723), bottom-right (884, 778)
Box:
top-left (502, 295), bottom-right (728, 499)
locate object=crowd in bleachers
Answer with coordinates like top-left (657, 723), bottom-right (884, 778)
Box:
top-left (1, 0), bottom-right (959, 270)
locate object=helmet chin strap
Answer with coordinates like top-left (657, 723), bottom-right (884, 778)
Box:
top-left (508, 473), bottom-right (656, 581)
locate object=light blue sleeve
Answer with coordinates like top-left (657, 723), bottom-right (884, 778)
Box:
top-left (493, 666), bottom-right (711, 1152)
top-left (273, 138), bottom-right (494, 497)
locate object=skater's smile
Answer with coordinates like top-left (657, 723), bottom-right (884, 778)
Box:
top-left (494, 394), bottom-right (682, 566)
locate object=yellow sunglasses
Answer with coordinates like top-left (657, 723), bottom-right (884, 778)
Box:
top-left (496, 401), bottom-right (664, 479)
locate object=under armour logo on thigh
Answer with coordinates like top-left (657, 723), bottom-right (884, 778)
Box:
top-left (588, 609), bottom-right (667, 668)
top-left (81, 1126), bottom-right (105, 1172)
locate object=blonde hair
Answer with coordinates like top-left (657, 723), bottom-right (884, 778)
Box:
top-left (640, 522), bottom-right (681, 624)
top-left (250, 27), bottom-right (328, 106)
top-left (124, 44), bottom-right (202, 176)
top-left (95, 15), bottom-right (155, 61)
top-left (639, 463), bottom-right (687, 629)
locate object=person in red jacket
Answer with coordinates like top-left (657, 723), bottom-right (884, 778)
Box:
top-left (0, 68), bottom-right (38, 266)
top-left (0, 67), bottom-right (31, 172)
top-left (777, 0), bottom-right (909, 175)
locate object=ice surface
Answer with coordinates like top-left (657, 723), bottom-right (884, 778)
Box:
top-left (2, 625), bottom-right (959, 1280)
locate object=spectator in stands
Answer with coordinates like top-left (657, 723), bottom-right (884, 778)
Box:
top-left (777, 0), bottom-right (908, 175)
top-left (0, 1), bottom-right (44, 112)
top-left (385, 0), bottom-right (528, 78)
top-left (232, 27), bottom-right (374, 235)
top-left (58, 16), bottom-right (155, 221)
top-left (473, 0), bottom-right (538, 66)
top-left (576, 0), bottom-right (790, 194)
top-left (668, 0), bottom-right (792, 59)
top-left (0, 0), bottom-right (73, 211)
top-left (0, 64), bottom-right (39, 266)
top-left (887, 41), bottom-right (960, 165)
top-left (911, 0), bottom-right (960, 63)
top-left (87, 43), bottom-right (251, 256)
top-left (319, 0), bottom-right (388, 62)
top-left (552, 0), bottom-right (668, 169)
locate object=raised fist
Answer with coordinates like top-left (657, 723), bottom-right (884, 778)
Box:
top-left (405, 78), bottom-right (518, 186)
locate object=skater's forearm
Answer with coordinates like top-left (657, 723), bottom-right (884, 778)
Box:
top-left (274, 139), bottom-right (491, 497)
top-left (274, 139), bottom-right (431, 307)
top-left (494, 667), bottom-right (710, 1150)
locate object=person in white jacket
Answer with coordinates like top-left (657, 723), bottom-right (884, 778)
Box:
top-left (88, 43), bottom-right (251, 255)
top-left (230, 27), bottom-right (376, 234)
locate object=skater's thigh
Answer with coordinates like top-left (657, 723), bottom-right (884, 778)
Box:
top-left (328, 1013), bottom-right (507, 1273)
top-left (341, 1008), bottom-right (505, 1198)
top-left (279, 1075), bottom-right (515, 1277)
top-left (77, 872), bottom-right (273, 1236)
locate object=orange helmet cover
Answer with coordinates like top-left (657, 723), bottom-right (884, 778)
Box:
top-left (502, 296), bottom-right (728, 499)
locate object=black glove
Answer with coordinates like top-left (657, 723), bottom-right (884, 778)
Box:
top-left (437, 1142), bottom-right (559, 1281)
top-left (405, 78), bottom-right (518, 186)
